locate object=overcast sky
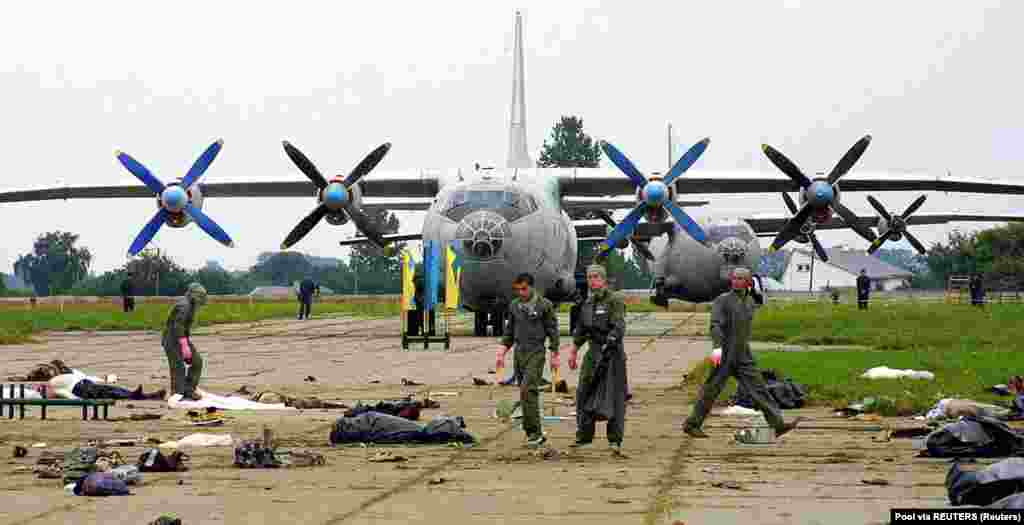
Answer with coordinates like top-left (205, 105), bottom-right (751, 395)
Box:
top-left (2, 1), bottom-right (1023, 274)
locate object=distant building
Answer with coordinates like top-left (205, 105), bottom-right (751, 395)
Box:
top-left (780, 248), bottom-right (913, 292)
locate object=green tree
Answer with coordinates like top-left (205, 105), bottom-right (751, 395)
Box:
top-left (126, 248), bottom-right (192, 296)
top-left (14, 231), bottom-right (93, 296)
top-left (348, 209), bottom-right (402, 294)
top-left (250, 251), bottom-right (314, 287)
top-left (537, 115), bottom-right (601, 169)
top-left (192, 266), bottom-right (238, 294)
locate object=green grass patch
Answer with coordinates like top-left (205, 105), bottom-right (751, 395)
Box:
top-left (0, 299), bottom-right (400, 344)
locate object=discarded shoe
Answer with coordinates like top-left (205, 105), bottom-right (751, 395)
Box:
top-left (775, 416), bottom-right (807, 438)
top-left (525, 435), bottom-right (547, 448)
top-left (684, 427), bottom-right (709, 439)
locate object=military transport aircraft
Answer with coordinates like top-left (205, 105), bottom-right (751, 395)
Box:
top-left (3, 11), bottom-right (1024, 336)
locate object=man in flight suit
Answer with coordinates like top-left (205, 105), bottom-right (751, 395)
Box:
top-left (495, 272), bottom-right (560, 448)
top-left (565, 264), bottom-right (628, 454)
top-left (856, 269), bottom-right (871, 310)
top-left (162, 283), bottom-right (208, 401)
top-left (683, 267), bottom-right (803, 439)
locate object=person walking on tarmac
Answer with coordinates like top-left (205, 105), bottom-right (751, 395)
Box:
top-left (683, 267), bottom-right (804, 439)
top-left (162, 283), bottom-right (208, 401)
top-left (121, 272), bottom-right (136, 313)
top-left (297, 275), bottom-right (320, 320)
top-left (494, 272), bottom-right (560, 448)
top-left (856, 269), bottom-right (871, 310)
top-left (564, 264), bottom-right (628, 454)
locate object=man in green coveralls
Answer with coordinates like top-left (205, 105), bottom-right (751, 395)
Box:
top-left (683, 267), bottom-right (804, 438)
top-left (162, 282), bottom-right (208, 401)
top-left (565, 264), bottom-right (628, 454)
top-left (495, 272), bottom-right (560, 448)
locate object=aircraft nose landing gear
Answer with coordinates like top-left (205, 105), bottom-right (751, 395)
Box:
top-left (651, 277), bottom-right (669, 308)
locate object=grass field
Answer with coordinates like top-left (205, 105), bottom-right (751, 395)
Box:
top-left (0, 299), bottom-right (400, 344)
top-left (685, 302), bottom-right (1024, 416)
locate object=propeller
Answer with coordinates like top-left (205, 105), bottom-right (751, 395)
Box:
top-left (865, 194), bottom-right (928, 254)
top-left (116, 139), bottom-right (234, 257)
top-left (279, 141), bottom-right (391, 250)
top-left (593, 210), bottom-right (655, 261)
top-left (780, 193), bottom-right (829, 261)
top-left (763, 135), bottom-right (877, 254)
top-left (595, 139), bottom-right (710, 259)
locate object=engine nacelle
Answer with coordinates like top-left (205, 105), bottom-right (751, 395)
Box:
top-left (161, 181), bottom-right (203, 229)
top-left (639, 176), bottom-right (673, 224)
top-left (325, 212), bottom-right (349, 226)
top-left (799, 179), bottom-right (841, 224)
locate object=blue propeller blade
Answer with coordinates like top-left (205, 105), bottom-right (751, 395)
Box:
top-left (663, 137), bottom-right (710, 186)
top-left (128, 209), bottom-right (169, 256)
top-left (665, 201), bottom-right (707, 243)
top-left (181, 139), bottom-right (224, 189)
top-left (600, 204), bottom-right (647, 255)
top-left (600, 141), bottom-right (648, 189)
top-left (116, 151), bottom-right (165, 194)
top-left (183, 203), bottom-right (235, 248)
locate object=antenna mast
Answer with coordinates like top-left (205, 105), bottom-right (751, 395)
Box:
top-left (506, 10), bottom-right (532, 168)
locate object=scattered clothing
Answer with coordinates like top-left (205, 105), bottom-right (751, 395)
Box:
top-left (925, 398), bottom-right (1012, 421)
top-left (947, 458), bottom-right (1024, 507)
top-left (329, 412), bottom-right (476, 445)
top-left (731, 370), bottom-right (807, 410)
top-left (247, 391), bottom-right (348, 410)
top-left (343, 398), bottom-right (435, 421)
top-left (921, 415), bottom-right (1024, 458)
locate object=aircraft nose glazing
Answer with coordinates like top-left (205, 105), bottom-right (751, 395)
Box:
top-left (716, 237), bottom-right (747, 265)
top-left (455, 211), bottom-right (509, 260)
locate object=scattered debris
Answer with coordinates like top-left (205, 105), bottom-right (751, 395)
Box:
top-left (401, 378), bottom-right (421, 386)
top-left (472, 377), bottom-right (491, 386)
top-left (862, 478), bottom-right (890, 486)
top-left (130, 414), bottom-right (162, 421)
top-left (31, 443), bottom-right (46, 448)
top-left (711, 481), bottom-right (744, 490)
top-left (368, 451), bottom-right (407, 463)
top-left (607, 498), bottom-right (631, 504)
top-left (428, 477), bottom-right (446, 485)
top-left (13, 446), bottom-right (27, 458)
top-left (304, 376), bottom-right (316, 382)
top-left (554, 380), bottom-right (569, 394)
top-left (369, 380), bottom-right (381, 384)
top-left (234, 385), bottom-right (252, 395)
top-left (149, 515), bottom-right (182, 525)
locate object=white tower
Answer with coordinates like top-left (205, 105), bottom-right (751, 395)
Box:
top-left (506, 10), bottom-right (532, 168)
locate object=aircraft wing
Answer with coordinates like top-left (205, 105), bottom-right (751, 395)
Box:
top-left (338, 232), bottom-right (422, 247)
top-left (747, 213), bottom-right (1024, 237)
top-left (0, 171), bottom-right (440, 204)
top-left (556, 168), bottom-right (1024, 197)
top-left (562, 196), bottom-right (708, 211)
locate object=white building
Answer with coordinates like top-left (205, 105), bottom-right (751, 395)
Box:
top-left (780, 248), bottom-right (913, 292)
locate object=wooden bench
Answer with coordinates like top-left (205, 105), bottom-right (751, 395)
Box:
top-left (0, 384), bottom-right (116, 420)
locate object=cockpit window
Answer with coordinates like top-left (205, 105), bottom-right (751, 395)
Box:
top-left (442, 188), bottom-right (537, 222)
top-left (705, 224), bottom-right (753, 244)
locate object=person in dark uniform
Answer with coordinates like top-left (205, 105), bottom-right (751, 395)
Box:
top-left (121, 272), bottom-right (135, 313)
top-left (565, 264), bottom-right (628, 454)
top-left (297, 276), bottom-right (320, 320)
top-left (856, 269), bottom-right (871, 310)
top-left (495, 272), bottom-right (560, 448)
top-left (682, 267), bottom-right (804, 439)
top-left (162, 283), bottom-right (207, 401)
top-left (969, 273), bottom-right (985, 307)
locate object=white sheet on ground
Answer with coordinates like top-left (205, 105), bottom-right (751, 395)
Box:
top-left (860, 366), bottom-right (935, 380)
top-left (167, 389), bottom-right (296, 411)
top-left (159, 433), bottom-right (235, 449)
top-left (717, 406), bottom-right (762, 416)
